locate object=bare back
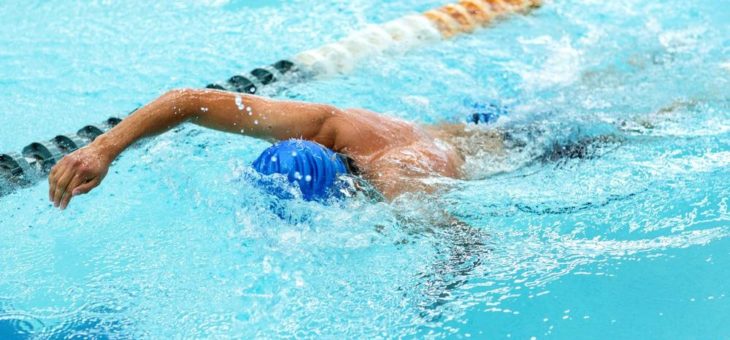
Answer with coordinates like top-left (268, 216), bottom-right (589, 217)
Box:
top-left (324, 109), bottom-right (464, 198)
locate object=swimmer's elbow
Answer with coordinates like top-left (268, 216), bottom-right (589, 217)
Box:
top-left (159, 88), bottom-right (205, 119)
top-left (160, 88), bottom-right (201, 103)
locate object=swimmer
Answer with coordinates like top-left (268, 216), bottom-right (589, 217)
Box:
top-left (48, 89), bottom-right (506, 209)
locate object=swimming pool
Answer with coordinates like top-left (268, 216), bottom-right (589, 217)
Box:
top-left (1, 0), bottom-right (729, 338)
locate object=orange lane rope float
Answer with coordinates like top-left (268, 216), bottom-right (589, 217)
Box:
top-left (292, 0), bottom-right (541, 75)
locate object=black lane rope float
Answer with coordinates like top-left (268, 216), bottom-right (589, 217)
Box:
top-left (0, 0), bottom-right (541, 198)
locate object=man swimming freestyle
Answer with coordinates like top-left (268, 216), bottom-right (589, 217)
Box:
top-left (48, 88), bottom-right (504, 209)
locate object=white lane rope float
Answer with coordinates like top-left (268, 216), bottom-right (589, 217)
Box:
top-left (0, 0), bottom-right (541, 197)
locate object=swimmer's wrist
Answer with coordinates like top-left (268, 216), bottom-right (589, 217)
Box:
top-left (89, 134), bottom-right (123, 164)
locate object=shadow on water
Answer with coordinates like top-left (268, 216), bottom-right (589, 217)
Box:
top-left (0, 307), bottom-right (131, 340)
top-left (0, 313), bottom-right (41, 340)
top-left (415, 220), bottom-right (492, 323)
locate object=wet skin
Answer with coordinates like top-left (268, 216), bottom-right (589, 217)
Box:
top-left (48, 89), bottom-right (469, 209)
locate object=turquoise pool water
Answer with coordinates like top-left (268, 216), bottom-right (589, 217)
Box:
top-left (1, 0), bottom-right (729, 338)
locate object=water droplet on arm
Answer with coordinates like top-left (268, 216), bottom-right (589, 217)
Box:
top-left (235, 95), bottom-right (245, 110)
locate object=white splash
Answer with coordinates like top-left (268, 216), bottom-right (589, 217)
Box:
top-left (401, 95), bottom-right (430, 109)
top-left (513, 35), bottom-right (583, 91)
top-left (632, 151), bottom-right (730, 176)
top-left (658, 26), bottom-right (706, 53)
top-left (721, 61), bottom-right (730, 72)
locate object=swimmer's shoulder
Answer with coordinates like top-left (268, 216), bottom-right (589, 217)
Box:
top-left (327, 108), bottom-right (418, 155)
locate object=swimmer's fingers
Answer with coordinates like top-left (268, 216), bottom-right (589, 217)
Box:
top-left (51, 165), bottom-right (75, 208)
top-left (71, 177), bottom-right (101, 197)
top-left (48, 161), bottom-right (70, 202)
top-left (48, 164), bottom-right (61, 201)
top-left (48, 146), bottom-right (110, 209)
top-left (59, 174), bottom-right (85, 210)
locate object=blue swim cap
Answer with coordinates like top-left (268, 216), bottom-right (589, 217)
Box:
top-left (466, 101), bottom-right (510, 125)
top-left (252, 139), bottom-right (349, 201)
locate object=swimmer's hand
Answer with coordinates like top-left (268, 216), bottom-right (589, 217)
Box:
top-left (48, 145), bottom-right (111, 210)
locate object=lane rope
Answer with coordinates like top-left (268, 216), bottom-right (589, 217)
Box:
top-left (0, 0), bottom-right (541, 197)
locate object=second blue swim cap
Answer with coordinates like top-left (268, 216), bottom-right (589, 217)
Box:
top-left (467, 101), bottom-right (510, 125)
top-left (252, 139), bottom-right (349, 201)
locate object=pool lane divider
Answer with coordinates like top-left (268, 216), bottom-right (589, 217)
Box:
top-left (0, 0), bottom-right (540, 197)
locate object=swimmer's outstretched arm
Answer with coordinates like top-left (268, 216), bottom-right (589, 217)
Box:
top-left (48, 88), bottom-right (343, 209)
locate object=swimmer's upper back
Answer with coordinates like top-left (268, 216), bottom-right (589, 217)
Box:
top-left (326, 109), bottom-right (463, 198)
